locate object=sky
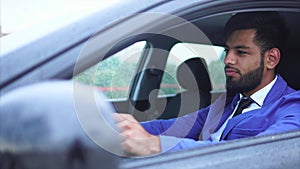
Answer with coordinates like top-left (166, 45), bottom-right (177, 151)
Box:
top-left (1, 0), bottom-right (120, 34)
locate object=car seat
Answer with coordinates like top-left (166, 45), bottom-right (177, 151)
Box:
top-left (159, 57), bottom-right (212, 119)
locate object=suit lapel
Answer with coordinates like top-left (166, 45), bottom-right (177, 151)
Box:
top-left (220, 109), bottom-right (257, 140)
top-left (199, 94), bottom-right (227, 140)
top-left (263, 75), bottom-right (287, 106)
top-left (215, 95), bottom-right (239, 131)
top-left (220, 75), bottom-right (287, 140)
top-left (199, 94), bottom-right (239, 140)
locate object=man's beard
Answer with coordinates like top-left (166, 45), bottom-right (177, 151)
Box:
top-left (225, 60), bottom-right (264, 96)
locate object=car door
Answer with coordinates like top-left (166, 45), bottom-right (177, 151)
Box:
top-left (1, 0), bottom-right (300, 169)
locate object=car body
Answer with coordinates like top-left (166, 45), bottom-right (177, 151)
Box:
top-left (1, 0), bottom-right (300, 168)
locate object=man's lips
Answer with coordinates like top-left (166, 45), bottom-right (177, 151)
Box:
top-left (225, 67), bottom-right (240, 76)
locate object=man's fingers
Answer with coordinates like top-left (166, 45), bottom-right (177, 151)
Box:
top-left (114, 113), bottom-right (141, 135)
top-left (113, 113), bottom-right (126, 122)
top-left (116, 120), bottom-right (133, 131)
top-left (120, 134), bottom-right (161, 156)
top-left (113, 113), bottom-right (161, 156)
top-left (113, 113), bottom-right (136, 123)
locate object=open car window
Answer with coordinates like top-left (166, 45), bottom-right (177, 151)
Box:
top-left (159, 43), bottom-right (226, 98)
top-left (74, 41), bottom-right (147, 100)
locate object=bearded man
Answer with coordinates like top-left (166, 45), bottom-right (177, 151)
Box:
top-left (114, 11), bottom-right (300, 156)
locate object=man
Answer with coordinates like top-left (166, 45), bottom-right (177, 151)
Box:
top-left (114, 12), bottom-right (300, 156)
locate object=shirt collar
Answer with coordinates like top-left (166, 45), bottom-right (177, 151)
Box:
top-left (240, 75), bottom-right (278, 107)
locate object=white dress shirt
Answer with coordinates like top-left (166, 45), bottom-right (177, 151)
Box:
top-left (210, 75), bottom-right (278, 141)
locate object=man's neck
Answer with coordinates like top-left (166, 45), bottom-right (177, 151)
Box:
top-left (243, 75), bottom-right (277, 100)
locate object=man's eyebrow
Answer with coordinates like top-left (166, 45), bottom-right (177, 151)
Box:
top-left (224, 44), bottom-right (250, 50)
top-left (234, 45), bottom-right (250, 49)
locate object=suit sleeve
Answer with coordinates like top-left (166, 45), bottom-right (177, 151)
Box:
top-left (158, 91), bottom-right (300, 152)
top-left (141, 106), bottom-right (210, 140)
top-left (257, 91), bottom-right (300, 136)
top-left (159, 135), bottom-right (217, 152)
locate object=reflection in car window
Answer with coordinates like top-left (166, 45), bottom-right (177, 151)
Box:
top-left (159, 43), bottom-right (226, 96)
top-left (74, 41), bottom-right (146, 100)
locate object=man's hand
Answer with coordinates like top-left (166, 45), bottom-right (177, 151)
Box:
top-left (114, 113), bottom-right (161, 156)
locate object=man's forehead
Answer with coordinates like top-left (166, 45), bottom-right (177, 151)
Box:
top-left (225, 29), bottom-right (257, 48)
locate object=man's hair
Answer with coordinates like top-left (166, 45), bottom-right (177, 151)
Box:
top-left (224, 11), bottom-right (288, 55)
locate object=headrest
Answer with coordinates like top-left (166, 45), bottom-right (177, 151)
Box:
top-left (277, 51), bottom-right (300, 90)
top-left (177, 58), bottom-right (212, 92)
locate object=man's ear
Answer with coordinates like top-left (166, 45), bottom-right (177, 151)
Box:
top-left (265, 48), bottom-right (280, 69)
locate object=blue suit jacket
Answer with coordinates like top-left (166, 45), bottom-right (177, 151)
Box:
top-left (141, 75), bottom-right (300, 152)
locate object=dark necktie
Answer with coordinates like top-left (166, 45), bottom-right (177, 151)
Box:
top-left (233, 97), bottom-right (253, 117)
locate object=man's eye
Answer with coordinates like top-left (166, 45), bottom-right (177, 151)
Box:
top-left (237, 50), bottom-right (247, 55)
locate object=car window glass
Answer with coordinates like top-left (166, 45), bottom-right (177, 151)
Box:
top-left (159, 43), bottom-right (226, 96)
top-left (74, 41), bottom-right (146, 100)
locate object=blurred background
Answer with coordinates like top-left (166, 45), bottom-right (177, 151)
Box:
top-left (0, 0), bottom-right (119, 37)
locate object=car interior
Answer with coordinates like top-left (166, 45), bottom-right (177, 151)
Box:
top-left (1, 2), bottom-right (300, 169)
top-left (109, 11), bottom-right (300, 121)
top-left (158, 57), bottom-right (212, 119)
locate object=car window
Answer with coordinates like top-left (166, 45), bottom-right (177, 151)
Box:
top-left (74, 41), bottom-right (146, 100)
top-left (159, 43), bottom-right (226, 96)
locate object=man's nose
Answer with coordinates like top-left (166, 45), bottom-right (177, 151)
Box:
top-left (224, 50), bottom-right (236, 65)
